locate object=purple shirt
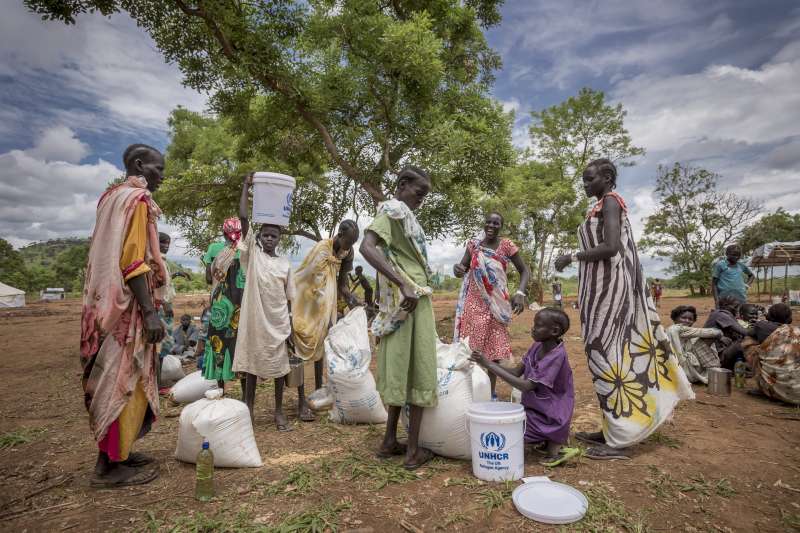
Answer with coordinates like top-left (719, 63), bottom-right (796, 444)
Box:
top-left (521, 341), bottom-right (574, 444)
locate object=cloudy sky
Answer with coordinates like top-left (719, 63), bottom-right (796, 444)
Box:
top-left (1, 0), bottom-right (798, 275)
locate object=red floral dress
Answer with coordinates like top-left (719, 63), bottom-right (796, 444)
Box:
top-left (456, 238), bottom-right (518, 361)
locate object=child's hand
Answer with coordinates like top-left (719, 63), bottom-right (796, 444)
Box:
top-left (470, 350), bottom-right (489, 367)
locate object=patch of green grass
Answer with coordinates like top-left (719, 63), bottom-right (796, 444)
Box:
top-left (337, 452), bottom-right (419, 489)
top-left (645, 466), bottom-right (676, 499)
top-left (263, 464), bottom-right (316, 496)
top-left (0, 427), bottom-right (46, 449)
top-left (781, 508), bottom-right (800, 532)
top-left (678, 475), bottom-right (712, 498)
top-left (270, 500), bottom-right (351, 533)
top-left (569, 483), bottom-right (651, 533)
top-left (444, 477), bottom-right (486, 489)
top-left (647, 431), bottom-right (682, 449)
top-left (474, 481), bottom-right (514, 516)
top-left (436, 511), bottom-right (472, 530)
top-left (712, 478), bottom-right (736, 498)
top-left (169, 510), bottom-right (257, 532)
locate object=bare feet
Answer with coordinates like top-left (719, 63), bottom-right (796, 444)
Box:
top-left (275, 410), bottom-right (292, 432)
top-left (299, 404), bottom-right (316, 422)
top-left (376, 440), bottom-right (407, 459)
top-left (403, 447), bottom-right (434, 470)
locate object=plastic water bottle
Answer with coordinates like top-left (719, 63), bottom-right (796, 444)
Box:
top-left (195, 440), bottom-right (214, 501)
top-left (734, 359), bottom-right (746, 389)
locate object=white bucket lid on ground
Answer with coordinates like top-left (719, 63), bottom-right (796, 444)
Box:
top-left (512, 477), bottom-right (588, 524)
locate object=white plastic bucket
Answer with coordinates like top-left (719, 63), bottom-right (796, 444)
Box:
top-left (252, 172), bottom-right (296, 226)
top-left (467, 401), bottom-right (526, 482)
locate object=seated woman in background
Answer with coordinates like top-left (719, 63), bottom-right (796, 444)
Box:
top-left (704, 296), bottom-right (751, 369)
top-left (666, 305), bottom-right (723, 384)
top-left (742, 304), bottom-right (798, 405)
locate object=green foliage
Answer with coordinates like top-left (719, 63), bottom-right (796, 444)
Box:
top-left (738, 208), bottom-right (800, 255)
top-left (639, 163), bottom-right (760, 295)
top-left (0, 238), bottom-right (28, 290)
top-left (529, 87), bottom-right (645, 181)
top-left (2, 237), bottom-right (89, 293)
top-left (28, 0), bottom-right (514, 245)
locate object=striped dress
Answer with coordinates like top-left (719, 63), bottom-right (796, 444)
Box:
top-left (577, 193), bottom-right (693, 448)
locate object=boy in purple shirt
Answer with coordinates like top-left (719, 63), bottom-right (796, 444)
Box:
top-left (471, 307), bottom-right (574, 462)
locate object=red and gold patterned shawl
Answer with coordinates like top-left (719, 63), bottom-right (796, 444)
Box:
top-left (80, 176), bottom-right (166, 443)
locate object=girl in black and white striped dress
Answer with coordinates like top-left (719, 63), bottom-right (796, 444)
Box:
top-left (555, 159), bottom-right (693, 460)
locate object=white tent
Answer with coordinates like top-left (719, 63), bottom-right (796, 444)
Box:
top-left (0, 282), bottom-right (25, 308)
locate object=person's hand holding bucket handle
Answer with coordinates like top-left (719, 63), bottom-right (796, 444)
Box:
top-left (244, 172), bottom-right (254, 187)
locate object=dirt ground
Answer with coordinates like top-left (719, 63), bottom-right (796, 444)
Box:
top-left (1, 295), bottom-right (799, 532)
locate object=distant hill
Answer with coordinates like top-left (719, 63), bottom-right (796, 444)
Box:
top-left (18, 238), bottom-right (90, 271)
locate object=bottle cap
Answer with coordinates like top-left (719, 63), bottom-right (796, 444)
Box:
top-left (202, 440), bottom-right (209, 450)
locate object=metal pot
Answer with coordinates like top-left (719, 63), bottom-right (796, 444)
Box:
top-left (707, 367), bottom-right (732, 396)
top-left (284, 355), bottom-right (305, 388)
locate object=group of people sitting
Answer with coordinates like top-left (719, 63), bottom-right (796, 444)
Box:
top-left (666, 243), bottom-right (798, 405)
top-left (667, 300), bottom-right (797, 404)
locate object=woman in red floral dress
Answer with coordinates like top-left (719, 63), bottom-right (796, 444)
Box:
top-left (453, 213), bottom-right (530, 398)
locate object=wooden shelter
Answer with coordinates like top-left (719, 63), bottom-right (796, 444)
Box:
top-left (748, 241), bottom-right (800, 302)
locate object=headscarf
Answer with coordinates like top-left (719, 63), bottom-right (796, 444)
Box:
top-left (222, 217), bottom-right (242, 246)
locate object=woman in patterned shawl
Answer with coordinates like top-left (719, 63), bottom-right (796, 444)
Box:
top-left (201, 217), bottom-right (245, 389)
top-left (452, 212), bottom-right (530, 399)
top-left (556, 158), bottom-right (693, 460)
top-left (81, 144), bottom-right (167, 487)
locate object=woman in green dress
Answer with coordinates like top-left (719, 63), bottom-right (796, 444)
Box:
top-left (202, 217), bottom-right (245, 388)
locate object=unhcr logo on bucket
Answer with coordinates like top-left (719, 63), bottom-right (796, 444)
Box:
top-left (283, 192), bottom-right (292, 217)
top-left (478, 431), bottom-right (509, 461)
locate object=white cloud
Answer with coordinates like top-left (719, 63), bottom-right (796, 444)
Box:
top-left (27, 126), bottom-right (89, 163)
top-left (610, 40), bottom-right (800, 218)
top-left (0, 2), bottom-right (206, 138)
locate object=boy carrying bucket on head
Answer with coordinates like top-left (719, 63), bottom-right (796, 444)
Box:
top-left (360, 166), bottom-right (438, 470)
top-left (233, 174), bottom-right (311, 430)
top-left (471, 308), bottom-right (575, 465)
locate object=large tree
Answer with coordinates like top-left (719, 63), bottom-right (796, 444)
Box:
top-left (29, 0), bottom-right (514, 243)
top-left (0, 239), bottom-right (29, 291)
top-left (737, 208), bottom-right (800, 256)
top-left (639, 162), bottom-right (760, 295)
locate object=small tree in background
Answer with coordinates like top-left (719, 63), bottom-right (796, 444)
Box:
top-left (639, 162), bottom-right (760, 295)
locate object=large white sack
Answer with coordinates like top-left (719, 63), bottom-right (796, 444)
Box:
top-left (160, 354), bottom-right (184, 386)
top-left (471, 365), bottom-right (491, 403)
top-left (326, 307), bottom-right (388, 424)
top-left (175, 389), bottom-right (262, 468)
top-left (402, 338), bottom-right (475, 459)
top-left (170, 371), bottom-right (218, 404)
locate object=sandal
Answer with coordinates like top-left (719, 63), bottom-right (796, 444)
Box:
top-left (376, 441), bottom-right (407, 460)
top-left (403, 447), bottom-right (435, 470)
top-left (121, 452), bottom-right (155, 468)
top-left (575, 431), bottom-right (605, 445)
top-left (585, 445), bottom-right (630, 461)
top-left (90, 464), bottom-right (159, 488)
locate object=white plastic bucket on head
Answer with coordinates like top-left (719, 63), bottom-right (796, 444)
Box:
top-left (467, 401), bottom-right (526, 482)
top-left (252, 172), bottom-right (296, 226)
